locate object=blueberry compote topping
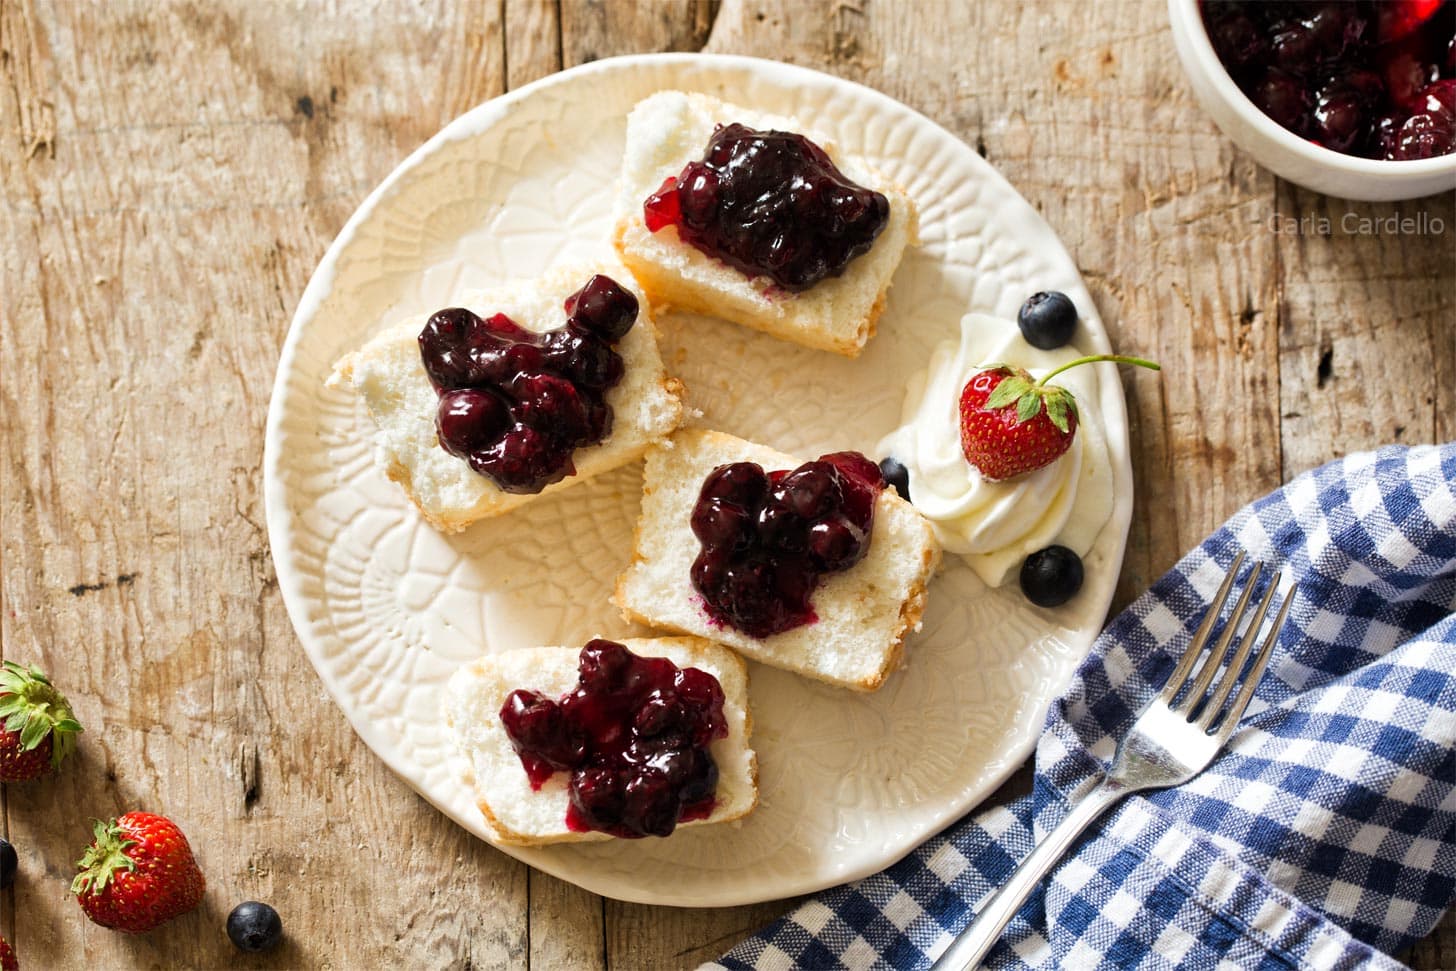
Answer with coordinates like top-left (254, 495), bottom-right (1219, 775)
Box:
top-left (498, 639), bottom-right (728, 838)
top-left (1201, 0), bottom-right (1456, 160)
top-left (690, 452), bottom-right (884, 638)
top-left (418, 275), bottom-right (637, 493)
top-left (642, 124), bottom-right (891, 292)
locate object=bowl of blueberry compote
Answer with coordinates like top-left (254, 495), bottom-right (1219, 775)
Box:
top-left (1170, 0), bottom-right (1456, 200)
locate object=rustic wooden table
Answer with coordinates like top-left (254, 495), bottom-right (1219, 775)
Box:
top-left (3, 0), bottom-right (1452, 968)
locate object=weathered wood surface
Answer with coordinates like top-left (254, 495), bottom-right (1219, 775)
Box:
top-left (1, 0), bottom-right (1451, 968)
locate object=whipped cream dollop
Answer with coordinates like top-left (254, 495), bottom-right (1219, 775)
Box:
top-left (877, 313), bottom-right (1115, 587)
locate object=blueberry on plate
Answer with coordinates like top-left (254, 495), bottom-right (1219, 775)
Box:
top-left (227, 900), bottom-right (284, 953)
top-left (878, 457), bottom-right (911, 502)
top-left (1017, 291), bottom-right (1079, 350)
top-left (0, 838), bottom-right (15, 889)
top-left (1020, 545), bottom-right (1084, 607)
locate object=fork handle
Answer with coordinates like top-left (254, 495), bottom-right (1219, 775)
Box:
top-left (930, 780), bottom-right (1129, 970)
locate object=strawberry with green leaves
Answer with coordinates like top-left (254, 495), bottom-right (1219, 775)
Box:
top-left (0, 661), bottom-right (83, 782)
top-left (959, 354), bottom-right (1159, 481)
top-left (71, 812), bottom-right (205, 934)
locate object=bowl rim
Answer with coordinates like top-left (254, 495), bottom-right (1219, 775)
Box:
top-left (1170, 0), bottom-right (1456, 178)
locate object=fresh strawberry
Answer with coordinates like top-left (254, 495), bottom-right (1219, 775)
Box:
top-left (0, 661), bottom-right (83, 782)
top-left (71, 812), bottom-right (205, 934)
top-left (0, 936), bottom-right (15, 971)
top-left (959, 354), bottom-right (1159, 481)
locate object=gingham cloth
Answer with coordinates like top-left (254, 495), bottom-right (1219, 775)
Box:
top-left (711, 444), bottom-right (1456, 970)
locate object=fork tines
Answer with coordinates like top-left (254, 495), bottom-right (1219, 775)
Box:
top-left (1162, 551), bottom-right (1293, 737)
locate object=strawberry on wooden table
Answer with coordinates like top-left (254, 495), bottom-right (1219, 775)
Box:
top-left (958, 354), bottom-right (1159, 481)
top-left (0, 935), bottom-right (16, 971)
top-left (0, 661), bottom-right (83, 782)
top-left (71, 812), bottom-right (205, 934)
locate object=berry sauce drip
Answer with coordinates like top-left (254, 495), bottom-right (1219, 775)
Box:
top-left (418, 275), bottom-right (637, 493)
top-left (689, 452), bottom-right (885, 638)
top-left (498, 640), bottom-right (728, 838)
top-left (1201, 0), bottom-right (1456, 160)
top-left (642, 124), bottom-right (891, 292)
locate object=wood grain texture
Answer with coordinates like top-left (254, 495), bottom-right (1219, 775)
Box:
top-left (1276, 185), bottom-right (1456, 477)
top-left (0, 0), bottom-right (1451, 968)
top-left (505, 0), bottom-right (563, 89)
top-left (559, 0), bottom-right (718, 66)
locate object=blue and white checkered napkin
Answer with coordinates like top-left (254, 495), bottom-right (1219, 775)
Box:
top-left (711, 444), bottom-right (1456, 970)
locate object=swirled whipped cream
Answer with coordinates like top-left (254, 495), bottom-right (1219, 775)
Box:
top-left (876, 313), bottom-right (1115, 587)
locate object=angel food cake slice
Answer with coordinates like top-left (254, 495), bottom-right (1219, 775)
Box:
top-left (445, 636), bottom-right (757, 844)
top-left (329, 266), bottom-right (683, 532)
top-left (613, 91), bottom-right (917, 357)
top-left (616, 429), bottom-right (941, 692)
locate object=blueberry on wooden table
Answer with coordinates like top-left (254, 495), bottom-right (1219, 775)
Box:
top-left (227, 901), bottom-right (284, 953)
top-left (0, 838), bottom-right (15, 889)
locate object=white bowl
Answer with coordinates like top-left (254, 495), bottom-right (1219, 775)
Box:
top-left (1169, 0), bottom-right (1456, 201)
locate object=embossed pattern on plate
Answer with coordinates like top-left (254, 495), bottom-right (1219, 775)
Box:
top-left (263, 54), bottom-right (1132, 907)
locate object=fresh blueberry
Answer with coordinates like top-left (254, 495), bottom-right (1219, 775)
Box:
top-left (878, 457), bottom-right (911, 502)
top-left (1017, 292), bottom-right (1079, 350)
top-left (0, 838), bottom-right (16, 889)
top-left (1020, 545), bottom-right (1085, 607)
top-left (227, 900), bottom-right (284, 953)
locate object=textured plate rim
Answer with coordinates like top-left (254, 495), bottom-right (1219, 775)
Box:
top-left (263, 52), bottom-right (1133, 907)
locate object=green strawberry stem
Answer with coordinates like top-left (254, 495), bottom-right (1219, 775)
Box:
top-left (0, 660), bottom-right (83, 767)
top-left (1035, 354), bottom-right (1161, 388)
top-left (979, 354), bottom-right (1161, 436)
top-left (71, 818), bottom-right (138, 895)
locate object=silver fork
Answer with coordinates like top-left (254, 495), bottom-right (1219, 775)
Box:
top-left (931, 553), bottom-right (1293, 971)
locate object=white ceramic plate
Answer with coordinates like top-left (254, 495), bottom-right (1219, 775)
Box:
top-left (263, 53), bottom-right (1132, 907)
